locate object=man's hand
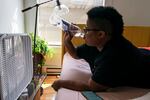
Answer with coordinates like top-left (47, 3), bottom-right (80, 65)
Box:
top-left (63, 32), bottom-right (73, 45)
top-left (51, 80), bottom-right (61, 91)
top-left (51, 79), bottom-right (90, 91)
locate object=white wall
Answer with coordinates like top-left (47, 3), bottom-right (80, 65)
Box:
top-left (0, 0), bottom-right (24, 33)
top-left (23, 0), bottom-right (37, 33)
top-left (63, 0), bottom-right (150, 26)
top-left (106, 0), bottom-right (150, 26)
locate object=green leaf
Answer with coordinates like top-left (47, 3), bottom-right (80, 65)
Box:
top-left (28, 32), bottom-right (55, 66)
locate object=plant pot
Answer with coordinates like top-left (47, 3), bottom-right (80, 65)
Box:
top-left (33, 53), bottom-right (44, 74)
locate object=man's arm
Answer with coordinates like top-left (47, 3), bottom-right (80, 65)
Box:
top-left (52, 78), bottom-right (109, 92)
top-left (64, 39), bottom-right (78, 59)
top-left (63, 32), bottom-right (79, 59)
top-left (52, 80), bottom-right (89, 91)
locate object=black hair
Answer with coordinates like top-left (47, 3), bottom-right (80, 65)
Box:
top-left (87, 6), bottom-right (124, 37)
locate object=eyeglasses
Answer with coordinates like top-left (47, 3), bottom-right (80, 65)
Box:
top-left (83, 27), bottom-right (101, 34)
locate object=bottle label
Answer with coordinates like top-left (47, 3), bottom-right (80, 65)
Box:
top-left (62, 19), bottom-right (70, 32)
top-left (62, 19), bottom-right (84, 37)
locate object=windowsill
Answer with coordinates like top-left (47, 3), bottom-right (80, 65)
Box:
top-left (48, 41), bottom-right (61, 46)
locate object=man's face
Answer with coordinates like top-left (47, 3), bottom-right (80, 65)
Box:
top-left (83, 19), bottom-right (103, 47)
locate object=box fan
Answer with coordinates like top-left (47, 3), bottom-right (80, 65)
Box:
top-left (0, 34), bottom-right (33, 100)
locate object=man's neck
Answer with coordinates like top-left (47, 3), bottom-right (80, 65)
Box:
top-left (97, 47), bottom-right (103, 51)
top-left (97, 36), bottom-right (111, 51)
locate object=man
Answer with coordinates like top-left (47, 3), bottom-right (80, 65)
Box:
top-left (52, 6), bottom-right (150, 92)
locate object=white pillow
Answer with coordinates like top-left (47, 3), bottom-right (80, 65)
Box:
top-left (60, 52), bottom-right (92, 83)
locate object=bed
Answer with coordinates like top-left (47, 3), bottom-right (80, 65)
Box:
top-left (55, 52), bottom-right (150, 100)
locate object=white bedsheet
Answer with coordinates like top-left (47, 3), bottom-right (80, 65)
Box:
top-left (55, 52), bottom-right (150, 100)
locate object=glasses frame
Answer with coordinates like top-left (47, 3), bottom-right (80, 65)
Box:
top-left (83, 27), bottom-right (101, 35)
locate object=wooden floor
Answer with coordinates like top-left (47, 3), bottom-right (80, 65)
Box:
top-left (40, 76), bottom-right (60, 100)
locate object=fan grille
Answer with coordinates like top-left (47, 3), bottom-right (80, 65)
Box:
top-left (0, 34), bottom-right (33, 100)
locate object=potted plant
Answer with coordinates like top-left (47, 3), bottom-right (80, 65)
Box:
top-left (29, 33), bottom-right (55, 74)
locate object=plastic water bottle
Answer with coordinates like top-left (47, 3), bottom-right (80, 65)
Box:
top-left (49, 15), bottom-right (84, 38)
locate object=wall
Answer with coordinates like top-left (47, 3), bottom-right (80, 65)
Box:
top-left (105, 0), bottom-right (150, 47)
top-left (0, 0), bottom-right (24, 33)
top-left (23, 0), bottom-right (37, 33)
top-left (105, 0), bottom-right (150, 26)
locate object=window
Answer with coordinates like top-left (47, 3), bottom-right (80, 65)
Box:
top-left (38, 0), bottom-right (105, 46)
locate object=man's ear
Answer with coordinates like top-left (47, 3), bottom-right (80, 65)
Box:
top-left (97, 31), bottom-right (106, 38)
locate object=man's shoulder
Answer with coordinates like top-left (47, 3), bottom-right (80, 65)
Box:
top-left (103, 37), bottom-right (138, 54)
